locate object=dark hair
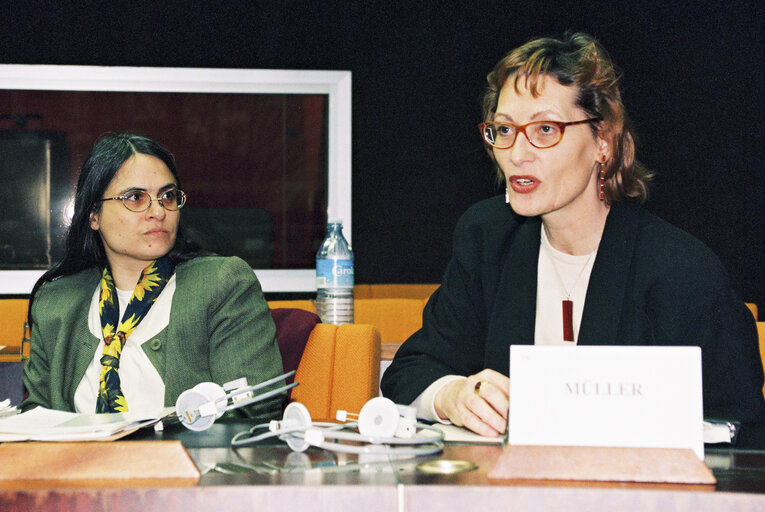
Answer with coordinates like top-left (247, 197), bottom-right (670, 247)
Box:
top-left (482, 32), bottom-right (652, 203)
top-left (29, 132), bottom-right (200, 321)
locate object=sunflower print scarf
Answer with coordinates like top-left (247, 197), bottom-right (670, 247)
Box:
top-left (96, 256), bottom-right (175, 413)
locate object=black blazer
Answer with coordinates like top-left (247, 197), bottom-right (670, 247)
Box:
top-left (381, 197), bottom-right (765, 422)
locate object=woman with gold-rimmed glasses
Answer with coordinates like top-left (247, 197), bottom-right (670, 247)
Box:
top-left (382, 32), bottom-right (765, 436)
top-left (23, 133), bottom-right (284, 420)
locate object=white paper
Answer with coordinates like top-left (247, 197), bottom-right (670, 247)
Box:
top-left (703, 421), bottom-right (735, 444)
top-left (0, 406), bottom-right (175, 442)
top-left (428, 424), bottom-right (503, 444)
top-left (0, 399), bottom-right (17, 419)
top-left (508, 346), bottom-right (705, 459)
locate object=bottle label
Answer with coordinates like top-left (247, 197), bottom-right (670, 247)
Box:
top-left (316, 258), bottom-right (354, 288)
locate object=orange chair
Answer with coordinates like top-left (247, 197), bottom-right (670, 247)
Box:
top-left (353, 298), bottom-right (427, 362)
top-left (0, 299), bottom-right (29, 361)
top-left (352, 285), bottom-right (437, 360)
top-left (758, 322), bottom-right (765, 399)
top-left (354, 283), bottom-right (439, 300)
top-left (268, 298), bottom-right (425, 362)
top-left (269, 305), bottom-right (381, 421)
top-left (290, 323), bottom-right (380, 421)
top-left (746, 303), bottom-right (758, 321)
top-left (267, 299), bottom-right (316, 313)
top-left (268, 297), bottom-right (427, 344)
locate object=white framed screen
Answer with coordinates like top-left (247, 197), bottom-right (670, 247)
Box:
top-left (0, 65), bottom-right (352, 293)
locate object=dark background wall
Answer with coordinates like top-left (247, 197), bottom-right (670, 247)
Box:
top-left (1, 1), bottom-right (762, 308)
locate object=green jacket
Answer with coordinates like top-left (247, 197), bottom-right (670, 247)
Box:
top-left (22, 256), bottom-right (284, 422)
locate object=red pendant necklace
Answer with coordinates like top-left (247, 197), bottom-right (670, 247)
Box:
top-left (561, 298), bottom-right (575, 342)
top-left (544, 235), bottom-right (598, 343)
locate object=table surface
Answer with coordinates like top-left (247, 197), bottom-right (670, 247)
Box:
top-left (2, 419), bottom-right (765, 512)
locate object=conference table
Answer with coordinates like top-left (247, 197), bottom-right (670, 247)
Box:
top-left (1, 419), bottom-right (765, 512)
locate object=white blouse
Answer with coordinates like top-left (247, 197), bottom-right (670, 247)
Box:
top-left (535, 225), bottom-right (598, 345)
top-left (73, 276), bottom-right (176, 415)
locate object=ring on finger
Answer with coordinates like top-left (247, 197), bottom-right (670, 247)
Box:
top-left (474, 380), bottom-right (490, 396)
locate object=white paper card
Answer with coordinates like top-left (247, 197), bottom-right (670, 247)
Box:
top-left (509, 345), bottom-right (704, 459)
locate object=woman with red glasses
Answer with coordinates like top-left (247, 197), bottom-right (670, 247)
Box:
top-left (381, 32), bottom-right (764, 436)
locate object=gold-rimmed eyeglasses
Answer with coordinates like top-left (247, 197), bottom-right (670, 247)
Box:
top-left (478, 117), bottom-right (602, 149)
top-left (94, 188), bottom-right (187, 212)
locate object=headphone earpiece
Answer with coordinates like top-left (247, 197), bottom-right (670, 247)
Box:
top-left (231, 396), bottom-right (444, 456)
top-left (278, 402), bottom-right (313, 452)
top-left (176, 371), bottom-right (297, 431)
top-left (357, 397), bottom-right (400, 438)
top-left (176, 382), bottom-right (227, 431)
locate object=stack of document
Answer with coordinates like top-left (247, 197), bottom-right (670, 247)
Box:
top-left (0, 406), bottom-right (175, 442)
top-left (0, 399), bottom-right (17, 419)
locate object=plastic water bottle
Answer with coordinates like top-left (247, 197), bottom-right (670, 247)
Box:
top-left (315, 220), bottom-right (354, 324)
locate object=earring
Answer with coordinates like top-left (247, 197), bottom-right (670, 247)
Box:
top-left (598, 161), bottom-right (606, 202)
top-left (505, 187), bottom-right (510, 204)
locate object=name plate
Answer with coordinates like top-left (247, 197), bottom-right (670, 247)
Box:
top-left (508, 346), bottom-right (704, 459)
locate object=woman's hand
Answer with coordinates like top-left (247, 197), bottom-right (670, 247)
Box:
top-left (433, 369), bottom-right (509, 437)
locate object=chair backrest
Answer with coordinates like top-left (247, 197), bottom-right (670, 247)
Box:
top-left (269, 307), bottom-right (321, 386)
top-left (758, 322), bottom-right (765, 399)
top-left (290, 323), bottom-right (381, 422)
top-left (267, 298), bottom-right (427, 345)
top-left (354, 283), bottom-right (439, 300)
top-left (267, 300), bottom-right (316, 313)
top-left (268, 306), bottom-right (381, 421)
top-left (0, 299), bottom-right (28, 356)
top-left (354, 298), bottom-right (427, 344)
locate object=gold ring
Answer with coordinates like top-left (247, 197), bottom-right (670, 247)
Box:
top-left (474, 380), bottom-right (488, 395)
